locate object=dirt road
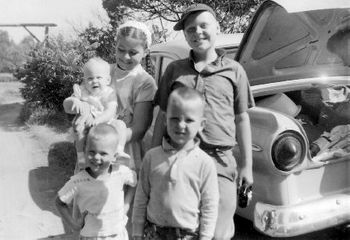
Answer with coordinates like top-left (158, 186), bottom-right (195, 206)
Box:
top-left (0, 94), bottom-right (72, 239)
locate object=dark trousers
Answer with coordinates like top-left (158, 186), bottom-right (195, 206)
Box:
top-left (144, 221), bottom-right (199, 240)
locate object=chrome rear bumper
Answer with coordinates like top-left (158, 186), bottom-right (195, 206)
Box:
top-left (254, 193), bottom-right (350, 237)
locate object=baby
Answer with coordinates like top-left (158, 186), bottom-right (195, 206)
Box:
top-left (63, 57), bottom-right (129, 169)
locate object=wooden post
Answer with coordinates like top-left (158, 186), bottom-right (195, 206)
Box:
top-left (0, 23), bottom-right (57, 43)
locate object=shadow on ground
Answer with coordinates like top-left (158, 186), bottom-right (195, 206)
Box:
top-left (28, 141), bottom-right (77, 236)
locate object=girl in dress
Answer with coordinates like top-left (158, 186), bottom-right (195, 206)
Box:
top-left (111, 20), bottom-right (157, 174)
top-left (111, 22), bottom-right (157, 236)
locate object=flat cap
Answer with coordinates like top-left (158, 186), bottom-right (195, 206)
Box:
top-left (173, 3), bottom-right (216, 31)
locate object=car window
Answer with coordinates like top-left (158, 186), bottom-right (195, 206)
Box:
top-left (151, 55), bottom-right (177, 85)
top-left (160, 57), bottom-right (174, 76)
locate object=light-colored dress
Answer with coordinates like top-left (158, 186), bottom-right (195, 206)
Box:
top-left (110, 64), bottom-right (157, 172)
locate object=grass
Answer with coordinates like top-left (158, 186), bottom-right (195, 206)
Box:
top-left (21, 105), bottom-right (73, 132)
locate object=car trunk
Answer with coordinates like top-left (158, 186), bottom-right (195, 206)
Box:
top-left (254, 82), bottom-right (350, 163)
top-left (237, 81), bottom-right (350, 221)
top-left (234, 1), bottom-right (350, 213)
top-left (235, 0), bottom-right (350, 163)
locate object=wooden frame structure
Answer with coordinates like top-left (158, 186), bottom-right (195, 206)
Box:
top-left (0, 23), bottom-right (57, 43)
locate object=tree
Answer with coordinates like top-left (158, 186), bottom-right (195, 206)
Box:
top-left (19, 36), bottom-right (36, 49)
top-left (102, 0), bottom-right (263, 33)
top-left (0, 30), bottom-right (14, 72)
top-left (79, 25), bottom-right (117, 63)
top-left (0, 30), bottom-right (36, 73)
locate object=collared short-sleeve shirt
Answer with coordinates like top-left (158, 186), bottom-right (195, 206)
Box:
top-left (154, 49), bottom-right (255, 147)
top-left (58, 164), bottom-right (137, 237)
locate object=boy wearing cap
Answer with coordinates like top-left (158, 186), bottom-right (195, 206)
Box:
top-left (152, 3), bottom-right (255, 239)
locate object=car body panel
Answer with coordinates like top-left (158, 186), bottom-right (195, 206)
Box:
top-left (235, 0), bottom-right (350, 86)
top-left (274, 0), bottom-right (350, 13)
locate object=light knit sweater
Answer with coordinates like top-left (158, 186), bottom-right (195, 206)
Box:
top-left (132, 138), bottom-right (219, 239)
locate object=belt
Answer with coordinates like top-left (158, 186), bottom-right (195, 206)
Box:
top-left (149, 221), bottom-right (198, 237)
top-left (200, 142), bottom-right (233, 154)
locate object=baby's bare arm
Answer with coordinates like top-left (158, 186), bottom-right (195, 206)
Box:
top-left (63, 97), bottom-right (91, 115)
top-left (63, 97), bottom-right (80, 114)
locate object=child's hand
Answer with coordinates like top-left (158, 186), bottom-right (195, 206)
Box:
top-left (237, 165), bottom-right (253, 190)
top-left (70, 99), bottom-right (82, 113)
top-left (73, 84), bottom-right (82, 98)
top-left (72, 100), bottom-right (91, 116)
top-left (71, 210), bottom-right (88, 231)
top-left (91, 117), bottom-right (104, 127)
top-left (84, 114), bottom-right (95, 127)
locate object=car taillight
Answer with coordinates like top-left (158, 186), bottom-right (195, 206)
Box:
top-left (271, 131), bottom-right (305, 171)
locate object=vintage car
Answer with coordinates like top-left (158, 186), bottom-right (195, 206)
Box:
top-left (149, 0), bottom-right (350, 237)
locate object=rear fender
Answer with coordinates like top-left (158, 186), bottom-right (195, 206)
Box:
top-left (244, 107), bottom-right (310, 175)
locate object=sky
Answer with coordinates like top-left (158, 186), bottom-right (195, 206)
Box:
top-left (0, 0), bottom-right (109, 43)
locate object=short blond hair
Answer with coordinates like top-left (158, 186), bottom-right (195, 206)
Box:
top-left (82, 57), bottom-right (110, 75)
top-left (167, 87), bottom-right (205, 115)
top-left (86, 123), bottom-right (119, 148)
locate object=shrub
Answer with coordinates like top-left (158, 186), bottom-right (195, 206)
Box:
top-left (14, 24), bottom-right (154, 127)
top-left (14, 36), bottom-right (95, 113)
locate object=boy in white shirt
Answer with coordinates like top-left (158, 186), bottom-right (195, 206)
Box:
top-left (56, 123), bottom-right (137, 239)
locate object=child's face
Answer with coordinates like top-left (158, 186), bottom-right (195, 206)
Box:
top-left (84, 136), bottom-right (117, 177)
top-left (183, 11), bottom-right (219, 54)
top-left (115, 36), bottom-right (146, 71)
top-left (83, 64), bottom-right (110, 96)
top-left (166, 98), bottom-right (205, 149)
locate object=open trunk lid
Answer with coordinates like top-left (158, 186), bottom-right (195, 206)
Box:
top-left (235, 0), bottom-right (350, 86)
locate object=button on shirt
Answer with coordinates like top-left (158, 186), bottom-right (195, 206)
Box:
top-left (132, 138), bottom-right (219, 239)
top-left (154, 49), bottom-right (255, 147)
